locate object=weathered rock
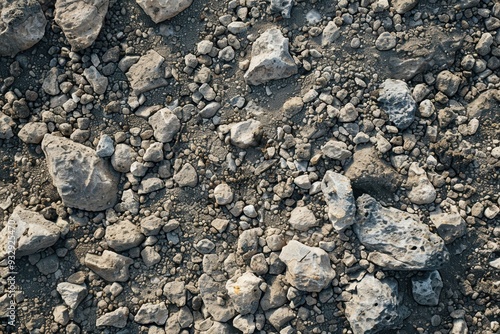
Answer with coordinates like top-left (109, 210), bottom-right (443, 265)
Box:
top-left (42, 134), bottom-right (120, 211)
top-left (96, 307), bottom-right (129, 328)
top-left (322, 140), bottom-right (352, 160)
top-left (411, 270), bottom-right (443, 306)
top-left (344, 145), bottom-right (403, 198)
top-left (134, 302), bottom-right (168, 325)
top-left (53, 305), bottom-right (69, 326)
top-left (83, 66), bottom-right (108, 95)
top-left (345, 274), bottom-right (406, 334)
top-left (0, 206), bottom-right (61, 259)
top-left (173, 163), bottom-right (198, 187)
top-left (288, 206), bottom-right (317, 231)
top-left (226, 272), bottom-right (263, 315)
top-left (126, 50), bottom-right (168, 95)
top-left (279, 240), bottom-right (335, 292)
top-left (136, 0), bottom-right (193, 23)
top-left (260, 275), bottom-right (288, 311)
top-left (233, 314), bottom-right (256, 334)
top-left (269, 0), bottom-right (293, 18)
top-left (237, 228), bottom-right (263, 260)
top-left (0, 112), bottom-right (15, 139)
top-left (18, 122), bottom-right (48, 144)
top-left (230, 119), bottom-right (262, 149)
top-left (244, 28), bottom-right (297, 85)
top-left (429, 209), bottom-right (467, 244)
top-left (96, 134), bottom-right (114, 157)
top-left (435, 70), bottom-right (461, 97)
top-left (54, 0), bottom-right (109, 52)
top-left (375, 32), bottom-right (397, 51)
top-left (265, 306), bottom-right (295, 331)
top-left (111, 143), bottom-right (137, 173)
top-left (390, 0), bottom-right (419, 13)
top-left (198, 274), bottom-right (236, 322)
top-left (105, 220), bottom-right (144, 252)
top-left (354, 194), bottom-right (449, 270)
top-left (378, 79), bottom-right (416, 130)
top-left (322, 21), bottom-right (341, 46)
top-left (56, 282), bottom-right (88, 309)
top-left (163, 281), bottom-right (186, 307)
top-left (466, 89), bottom-right (500, 119)
top-left (321, 171), bottom-right (355, 230)
top-left (84, 250), bottom-right (134, 282)
top-left (0, 0), bottom-right (47, 57)
top-left (407, 162), bottom-right (436, 205)
top-left (148, 108), bottom-right (181, 143)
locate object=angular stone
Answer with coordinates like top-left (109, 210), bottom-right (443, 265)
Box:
top-left (0, 0), bottom-right (47, 57)
top-left (260, 275), bottom-right (288, 311)
top-left (136, 0), bottom-right (193, 23)
top-left (56, 282), bottom-right (88, 309)
top-left (173, 163), bottom-right (198, 187)
top-left (322, 21), bottom-right (341, 46)
top-left (269, 0), bottom-right (293, 18)
top-left (411, 270), bottom-right (443, 306)
top-left (148, 108), bottom-right (181, 143)
top-left (84, 250), bottom-right (134, 282)
top-left (163, 281), bottom-right (186, 307)
top-left (0, 206), bottom-right (61, 259)
top-left (288, 206), bottom-right (317, 231)
top-left (429, 209), bottom-right (467, 244)
top-left (18, 122), bottom-right (48, 144)
top-left (96, 307), bottom-right (129, 328)
top-left (466, 89), bottom-right (500, 119)
top-left (265, 306), bottom-right (295, 331)
top-left (390, 0), bottom-right (419, 13)
top-left (0, 112), bottom-right (15, 139)
top-left (435, 70), bottom-right (461, 97)
top-left (111, 143), bottom-right (137, 173)
top-left (198, 274), bottom-right (236, 322)
top-left (105, 220), bottom-right (144, 252)
top-left (127, 50), bottom-right (169, 95)
top-left (42, 134), bottom-right (120, 211)
top-left (322, 140), bottom-right (352, 160)
top-left (354, 194), bottom-right (449, 270)
top-left (237, 228), bottom-right (262, 260)
top-left (226, 272), bottom-right (263, 315)
top-left (244, 28), bottom-right (297, 85)
top-left (321, 171), bottom-right (355, 230)
top-left (230, 119), bottom-right (262, 149)
top-left (134, 302), bottom-right (168, 325)
top-left (345, 274), bottom-right (406, 334)
top-left (407, 162), bottom-right (436, 205)
top-left (54, 0), bottom-right (109, 52)
top-left (83, 66), bottom-right (108, 95)
top-left (279, 240), bottom-right (335, 292)
top-left (375, 32), bottom-right (397, 51)
top-left (378, 79), bottom-right (416, 130)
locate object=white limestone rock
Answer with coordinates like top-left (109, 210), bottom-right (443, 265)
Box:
top-left (148, 107), bottom-right (181, 143)
top-left (288, 206), bottom-right (318, 231)
top-left (321, 171), bottom-right (355, 230)
top-left (56, 282), bottom-right (88, 310)
top-left (230, 119), bottom-right (262, 149)
top-left (136, 0), bottom-right (193, 23)
top-left (429, 209), bottom-right (467, 244)
top-left (96, 307), bottom-right (129, 328)
top-left (105, 220), bottom-right (145, 252)
top-left (407, 162), bottom-right (437, 205)
top-left (226, 272), bottom-right (263, 315)
top-left (84, 250), bottom-right (134, 282)
top-left (134, 302), bottom-right (168, 325)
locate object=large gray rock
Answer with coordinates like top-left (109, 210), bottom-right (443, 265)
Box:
top-left (244, 28), bottom-right (297, 85)
top-left (279, 240), bottom-right (335, 292)
top-left (136, 0), bottom-right (193, 23)
top-left (226, 272), bottom-right (263, 315)
top-left (54, 0), bottom-right (109, 52)
top-left (411, 270), bottom-right (443, 306)
top-left (354, 194), bottom-right (449, 270)
top-left (345, 274), bottom-right (406, 334)
top-left (126, 50), bottom-right (169, 95)
top-left (321, 171), bottom-right (355, 230)
top-left (0, 206), bottom-right (61, 259)
top-left (42, 134), bottom-right (120, 211)
top-left (0, 0), bottom-right (47, 57)
top-left (84, 250), bottom-right (134, 282)
top-left (378, 79), bottom-right (416, 130)
top-left (148, 108), bottom-right (181, 143)
top-left (105, 220), bottom-right (145, 252)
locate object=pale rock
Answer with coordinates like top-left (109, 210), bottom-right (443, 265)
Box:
top-left (226, 272), bottom-right (263, 315)
top-left (265, 306), bottom-right (295, 331)
top-left (83, 66), bottom-right (108, 95)
top-left (450, 319), bottom-right (468, 334)
top-left (260, 275), bottom-right (288, 311)
top-left (127, 50), bottom-right (168, 95)
top-left (163, 281), bottom-right (186, 307)
top-left (419, 99), bottom-right (435, 118)
top-left (96, 307), bottom-right (129, 328)
top-left (378, 79), bottom-right (416, 130)
top-left (96, 134), bottom-right (114, 157)
top-left (322, 140), bottom-right (352, 160)
top-left (288, 206), bottom-right (317, 231)
top-left (390, 0), bottom-right (419, 14)
top-left (143, 142), bottom-right (164, 162)
top-left (148, 108), bottom-right (181, 143)
top-left (198, 274), bottom-right (236, 322)
top-left (321, 171), bottom-right (355, 230)
top-left (214, 183), bottom-right (234, 205)
top-left (322, 21), bottom-right (341, 46)
top-left (375, 32), bottom-right (397, 51)
top-left (141, 246), bottom-right (161, 267)
top-left (105, 220), bottom-right (144, 252)
top-left (0, 112), bottom-right (15, 139)
top-left (173, 163), bottom-right (198, 187)
top-left (233, 314), bottom-right (256, 334)
top-left (411, 270), bottom-right (443, 306)
top-left (136, 0), bottom-right (193, 23)
top-left (42, 68), bottom-right (60, 95)
top-left (476, 32), bottom-right (493, 56)
top-left (279, 240), bottom-right (335, 292)
top-left (244, 28), bottom-right (297, 85)
top-left (111, 143), bottom-right (137, 173)
top-left (269, 0), bottom-right (293, 18)
top-left (197, 40), bottom-right (213, 54)
top-left (435, 70), bottom-right (461, 97)
top-left (57, 282), bottom-right (88, 309)
top-left (84, 250), bottom-right (134, 282)
top-left (407, 162), bottom-right (436, 205)
top-left (230, 119), bottom-right (262, 148)
top-left (134, 302), bottom-right (168, 325)
top-left (53, 305), bottom-right (70, 325)
top-left (338, 103), bottom-right (359, 122)
top-left (354, 194), bottom-right (449, 270)
top-left (18, 122), bottom-right (48, 144)
top-left (237, 228), bottom-right (262, 260)
top-left (429, 209), bottom-right (467, 244)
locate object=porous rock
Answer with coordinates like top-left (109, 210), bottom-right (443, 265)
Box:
top-left (411, 270), bottom-right (443, 306)
top-left (321, 171), bottom-right (355, 230)
top-left (378, 79), bottom-right (416, 130)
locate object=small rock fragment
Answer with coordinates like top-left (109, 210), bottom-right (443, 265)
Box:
top-left (230, 119), bottom-right (262, 149)
top-left (136, 0), bottom-right (193, 23)
top-left (226, 272), bottom-right (263, 315)
top-left (321, 171), bottom-right (355, 230)
top-left (412, 270), bottom-right (443, 306)
top-left (84, 250), bottom-right (134, 282)
top-left (378, 79), bottom-right (416, 130)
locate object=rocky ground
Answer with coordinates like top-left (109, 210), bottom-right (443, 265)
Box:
top-left (0, 0), bottom-right (500, 333)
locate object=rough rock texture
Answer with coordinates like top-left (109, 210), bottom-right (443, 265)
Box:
top-left (345, 274), bottom-right (406, 334)
top-left (230, 119), bottom-right (262, 149)
top-left (136, 0), bottom-right (193, 23)
top-left (18, 122), bottom-right (48, 144)
top-left (321, 171), bottom-right (355, 230)
top-left (148, 108), bottom-right (181, 143)
top-left (390, 0), bottom-right (419, 14)
top-left (105, 220), bottom-right (145, 252)
top-left (0, 112), bottom-right (15, 139)
top-left (96, 307), bottom-right (129, 328)
top-left (411, 270), bottom-right (443, 306)
top-left (407, 162), bottom-right (437, 205)
top-left (288, 206), bottom-right (317, 231)
top-left (84, 250), bottom-right (134, 282)
top-left (429, 209), bottom-right (467, 244)
top-left (354, 194), bottom-right (449, 270)
top-left (0, 0), bottom-right (47, 57)
top-left (279, 240), bottom-right (335, 292)
top-left (0, 206), bottom-right (61, 259)
top-left (126, 50), bottom-right (168, 95)
top-left (344, 145), bottom-right (403, 198)
top-left (198, 273), bottom-right (236, 322)
top-left (56, 282), bottom-right (88, 309)
top-left (269, 0), bottom-right (293, 18)
top-left (244, 28), bottom-right (297, 85)
top-left (54, 0), bottom-right (110, 52)
top-left (226, 272), bottom-right (263, 315)
top-left (466, 89), bottom-right (500, 119)
top-left (378, 79), bottom-right (416, 130)
top-left (41, 134), bottom-right (120, 211)
top-left (134, 302), bottom-right (168, 325)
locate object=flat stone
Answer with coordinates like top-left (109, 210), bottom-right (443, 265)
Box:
top-left (105, 220), bottom-right (144, 252)
top-left (198, 273), bottom-right (236, 322)
top-left (84, 250), bottom-right (134, 282)
top-left (127, 50), bottom-right (169, 95)
top-left (288, 206), bottom-right (317, 231)
top-left (173, 163), bottom-right (198, 187)
top-left (96, 307), bottom-right (129, 328)
top-left (322, 140), bottom-right (352, 160)
top-left (136, 0), bottom-right (193, 23)
top-left (163, 281), bottom-right (186, 307)
top-left (134, 302), bottom-right (168, 325)
top-left (57, 282), bottom-right (88, 309)
top-left (390, 0), bottom-right (419, 13)
top-left (18, 122), bottom-right (48, 144)
top-left (375, 32), bottom-right (397, 51)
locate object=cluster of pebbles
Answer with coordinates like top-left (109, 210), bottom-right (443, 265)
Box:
top-left (0, 0), bottom-right (500, 333)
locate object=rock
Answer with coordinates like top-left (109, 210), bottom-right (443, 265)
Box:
top-left (214, 183), bottom-right (234, 205)
top-left (134, 302), bottom-right (168, 325)
top-left (140, 216), bottom-right (163, 236)
top-left (0, 205), bottom-right (61, 259)
top-left (56, 282), bottom-right (88, 309)
top-left (279, 240), bottom-right (335, 292)
top-left (237, 228), bottom-right (263, 260)
top-left (111, 143), bottom-right (137, 173)
top-left (0, 0), bottom-right (47, 57)
top-left (244, 28), bottom-right (297, 85)
top-left (163, 281), bottom-right (186, 307)
top-left (53, 305), bottom-right (70, 325)
top-left (260, 275), bottom-right (288, 311)
top-left (390, 0), bottom-right (419, 14)
top-left (466, 89), bottom-right (500, 119)
top-left (321, 171), bottom-right (355, 231)
top-left (0, 112), bottom-right (15, 139)
top-left (282, 96), bottom-right (304, 118)
top-left (378, 79), bottom-right (416, 130)
top-left (198, 274), bottom-right (236, 322)
top-left (96, 134), bottom-right (114, 157)
top-left (411, 270), bottom-right (443, 306)
top-left (435, 70), bottom-right (461, 97)
top-left (36, 254), bottom-right (59, 275)
top-left (143, 142), bottom-right (164, 162)
top-left (419, 99), bottom-right (435, 118)
top-left (141, 246), bottom-right (161, 267)
top-left (138, 176), bottom-right (165, 194)
top-left (407, 162), bottom-right (437, 205)
top-left (230, 119), bottom-right (262, 149)
top-left (429, 209), bottom-right (467, 244)
top-left (197, 40), bottom-right (213, 54)
top-left (322, 21), bottom-right (341, 46)
top-left (265, 306), bottom-right (295, 331)
top-left (344, 145), bottom-right (403, 198)
top-left (450, 319), bottom-right (468, 334)
top-left (200, 102), bottom-right (221, 118)
top-left (375, 32), bottom-right (397, 51)
top-left (18, 122), bottom-right (48, 144)
top-left (226, 272), bottom-right (263, 315)
top-left (42, 134), bottom-right (120, 211)
top-left (96, 307), bottom-right (129, 328)
top-left (83, 66), bottom-right (108, 95)
top-left (345, 274), bottom-right (406, 334)
top-left (322, 140), bottom-right (352, 160)
top-left (42, 68), bottom-right (60, 96)
top-left (337, 103), bottom-right (359, 122)
top-left (269, 0), bottom-right (293, 18)
top-left (105, 220), bottom-right (144, 252)
top-left (288, 206), bottom-right (317, 231)
top-left (148, 108), bottom-right (181, 143)
top-left (233, 314), bottom-right (256, 334)
top-left (194, 239), bottom-right (215, 254)
top-left (126, 50), bottom-right (169, 95)
top-left (136, 0), bottom-right (193, 23)
top-left (354, 194), bottom-right (449, 270)
top-left (84, 250), bottom-right (134, 282)
top-left (476, 32), bottom-right (493, 56)
top-left (173, 163), bottom-right (198, 187)
top-left (54, 0), bottom-right (109, 52)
